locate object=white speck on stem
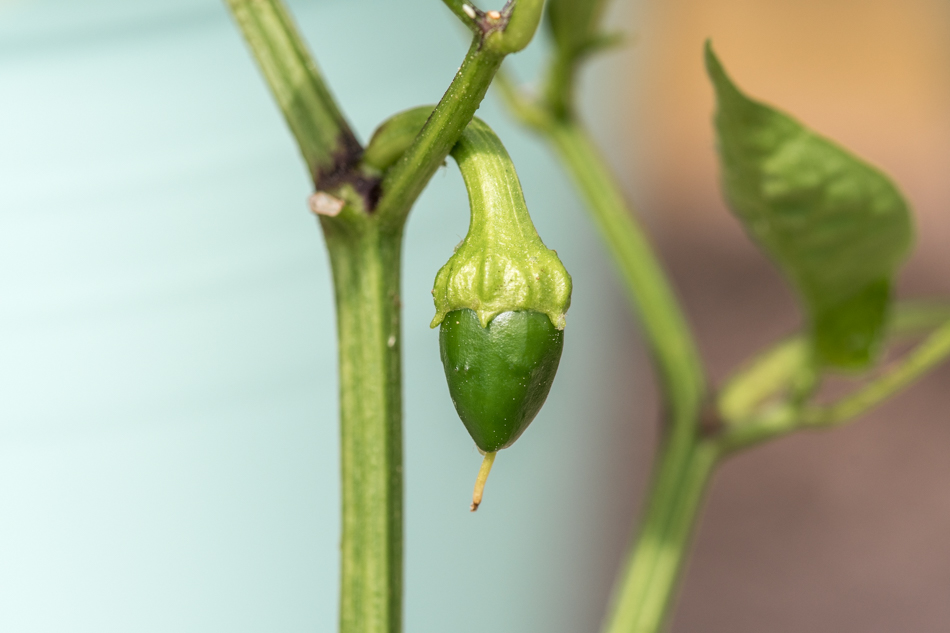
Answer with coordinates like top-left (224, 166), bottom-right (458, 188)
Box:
top-left (462, 3), bottom-right (477, 19)
top-left (308, 191), bottom-right (345, 217)
top-left (387, 335), bottom-right (396, 348)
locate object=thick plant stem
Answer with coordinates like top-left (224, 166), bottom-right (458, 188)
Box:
top-left (534, 116), bottom-right (708, 632)
top-left (498, 64), bottom-right (707, 632)
top-left (602, 441), bottom-right (718, 633)
top-left (323, 218), bottom-right (404, 633)
top-left (225, 3), bottom-right (403, 631)
top-left (545, 119), bottom-right (705, 445)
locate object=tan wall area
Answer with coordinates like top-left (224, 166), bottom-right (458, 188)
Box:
top-left (627, 0), bottom-right (950, 266)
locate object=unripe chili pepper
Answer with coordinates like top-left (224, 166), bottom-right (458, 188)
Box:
top-left (430, 118), bottom-right (571, 510)
top-left (439, 308), bottom-right (564, 448)
top-left (363, 109), bottom-right (572, 510)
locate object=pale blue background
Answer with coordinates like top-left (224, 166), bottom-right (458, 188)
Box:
top-left (0, 1), bottom-right (643, 631)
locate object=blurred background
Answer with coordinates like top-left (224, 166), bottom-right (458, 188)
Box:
top-left (0, 0), bottom-right (948, 632)
top-left (618, 1), bottom-right (950, 631)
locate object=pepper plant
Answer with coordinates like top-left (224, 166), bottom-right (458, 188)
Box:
top-left (223, 1), bottom-right (950, 632)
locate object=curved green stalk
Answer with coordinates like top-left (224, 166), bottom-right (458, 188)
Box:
top-left (496, 65), bottom-right (705, 445)
top-left (496, 90), bottom-right (707, 631)
top-left (498, 44), bottom-right (707, 629)
top-left (376, 0), bottom-right (545, 231)
top-left (373, 38), bottom-right (503, 231)
top-left (543, 120), bottom-right (706, 443)
top-left (540, 122), bottom-right (709, 633)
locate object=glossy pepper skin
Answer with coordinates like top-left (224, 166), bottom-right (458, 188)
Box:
top-left (440, 309), bottom-right (564, 452)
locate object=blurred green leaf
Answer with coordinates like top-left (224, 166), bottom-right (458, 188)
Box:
top-left (705, 42), bottom-right (913, 369)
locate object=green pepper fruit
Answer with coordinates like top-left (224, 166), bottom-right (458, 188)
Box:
top-left (432, 118), bottom-right (571, 510)
top-left (363, 108), bottom-right (572, 510)
top-left (439, 308), bottom-right (564, 453)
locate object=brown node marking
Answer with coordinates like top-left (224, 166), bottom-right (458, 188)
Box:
top-left (313, 132), bottom-right (382, 213)
top-left (463, 2), bottom-right (513, 42)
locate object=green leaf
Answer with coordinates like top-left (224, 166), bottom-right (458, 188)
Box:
top-left (705, 42), bottom-right (913, 369)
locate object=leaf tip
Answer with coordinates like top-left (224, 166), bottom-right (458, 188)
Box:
top-left (703, 39), bottom-right (716, 65)
top-left (703, 40), bottom-right (723, 79)
top-left (703, 40), bottom-right (740, 99)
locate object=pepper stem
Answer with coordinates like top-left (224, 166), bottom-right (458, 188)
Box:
top-left (470, 451), bottom-right (497, 512)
